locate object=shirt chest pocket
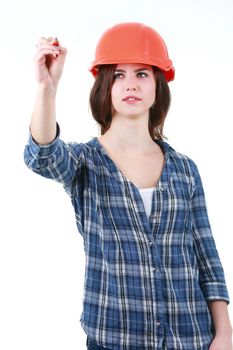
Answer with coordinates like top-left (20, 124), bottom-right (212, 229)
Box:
top-left (156, 173), bottom-right (192, 235)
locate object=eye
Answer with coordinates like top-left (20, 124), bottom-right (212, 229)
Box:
top-left (137, 71), bottom-right (148, 78)
top-left (114, 73), bottom-right (124, 79)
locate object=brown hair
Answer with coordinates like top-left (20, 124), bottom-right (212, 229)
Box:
top-left (89, 64), bottom-right (171, 140)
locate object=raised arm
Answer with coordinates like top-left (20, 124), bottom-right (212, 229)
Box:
top-left (24, 38), bottom-right (84, 195)
top-left (30, 37), bottom-right (67, 144)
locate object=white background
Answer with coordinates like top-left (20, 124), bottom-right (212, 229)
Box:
top-left (0, 0), bottom-right (233, 349)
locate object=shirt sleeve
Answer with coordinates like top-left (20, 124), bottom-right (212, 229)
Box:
top-left (23, 123), bottom-right (84, 197)
top-left (190, 162), bottom-right (230, 304)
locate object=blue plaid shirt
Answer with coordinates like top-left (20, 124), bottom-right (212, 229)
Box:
top-left (24, 125), bottom-right (230, 350)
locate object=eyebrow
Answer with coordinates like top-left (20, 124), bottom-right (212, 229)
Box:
top-left (114, 68), bottom-right (152, 73)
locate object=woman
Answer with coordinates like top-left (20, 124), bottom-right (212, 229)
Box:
top-left (24, 22), bottom-right (232, 349)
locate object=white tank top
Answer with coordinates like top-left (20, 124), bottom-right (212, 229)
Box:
top-left (138, 187), bottom-right (155, 219)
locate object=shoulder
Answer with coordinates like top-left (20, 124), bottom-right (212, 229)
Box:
top-left (159, 140), bottom-right (200, 195)
top-left (66, 137), bottom-right (96, 154)
top-left (159, 139), bottom-right (198, 173)
top-left (65, 137), bottom-right (104, 164)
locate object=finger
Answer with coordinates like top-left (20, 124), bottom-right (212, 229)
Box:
top-left (36, 43), bottom-right (61, 51)
top-left (53, 47), bottom-right (68, 59)
top-left (38, 37), bottom-right (50, 45)
top-left (50, 47), bottom-right (68, 59)
top-left (36, 36), bottom-right (57, 47)
top-left (36, 44), bottom-right (67, 56)
top-left (34, 48), bottom-right (61, 62)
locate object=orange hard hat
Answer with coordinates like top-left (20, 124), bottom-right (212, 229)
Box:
top-left (89, 22), bottom-right (175, 82)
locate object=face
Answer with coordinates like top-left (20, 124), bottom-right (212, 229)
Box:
top-left (111, 63), bottom-right (156, 119)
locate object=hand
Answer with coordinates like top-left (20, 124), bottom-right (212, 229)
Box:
top-left (34, 37), bottom-right (68, 88)
top-left (209, 334), bottom-right (233, 350)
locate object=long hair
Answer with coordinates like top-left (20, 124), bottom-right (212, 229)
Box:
top-left (89, 64), bottom-right (171, 140)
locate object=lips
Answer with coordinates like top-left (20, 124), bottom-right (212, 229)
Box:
top-left (122, 95), bottom-right (142, 101)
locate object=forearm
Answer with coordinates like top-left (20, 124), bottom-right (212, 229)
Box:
top-left (208, 300), bottom-right (232, 336)
top-left (30, 82), bottom-right (57, 145)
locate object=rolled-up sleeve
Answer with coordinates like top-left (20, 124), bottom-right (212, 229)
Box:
top-left (23, 123), bottom-right (84, 196)
top-left (190, 163), bottom-right (230, 304)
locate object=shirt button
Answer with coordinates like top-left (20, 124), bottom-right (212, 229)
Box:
top-left (149, 241), bottom-right (153, 246)
top-left (156, 321), bottom-right (161, 327)
top-left (152, 267), bottom-right (157, 272)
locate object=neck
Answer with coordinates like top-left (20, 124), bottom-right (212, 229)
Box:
top-left (100, 113), bottom-right (157, 155)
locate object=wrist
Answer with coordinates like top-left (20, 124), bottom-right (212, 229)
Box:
top-left (37, 82), bottom-right (58, 97)
top-left (214, 324), bottom-right (232, 337)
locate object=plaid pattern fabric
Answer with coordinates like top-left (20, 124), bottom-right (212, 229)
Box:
top-left (24, 124), bottom-right (230, 350)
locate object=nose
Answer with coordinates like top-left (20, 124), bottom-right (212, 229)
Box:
top-left (125, 75), bottom-right (138, 91)
top-left (126, 86), bottom-right (136, 91)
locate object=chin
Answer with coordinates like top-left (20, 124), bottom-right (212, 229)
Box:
top-left (114, 108), bottom-right (147, 118)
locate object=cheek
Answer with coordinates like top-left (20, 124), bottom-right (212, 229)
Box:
top-left (111, 85), bottom-right (119, 108)
top-left (142, 76), bottom-right (156, 91)
top-left (146, 83), bottom-right (156, 104)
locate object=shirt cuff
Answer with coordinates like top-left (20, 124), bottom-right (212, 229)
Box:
top-left (201, 282), bottom-right (230, 304)
top-left (27, 122), bottom-right (61, 158)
